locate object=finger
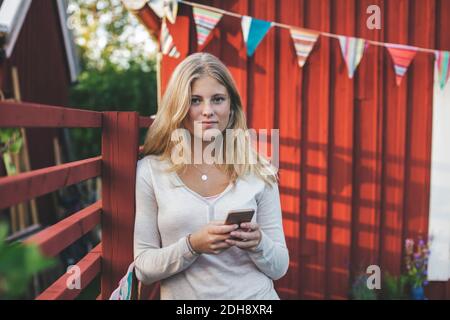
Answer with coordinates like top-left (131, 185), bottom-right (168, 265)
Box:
top-left (213, 234), bottom-right (233, 242)
top-left (211, 224), bottom-right (239, 234)
top-left (211, 242), bottom-right (233, 250)
top-left (230, 230), bottom-right (259, 241)
top-left (240, 222), bottom-right (259, 230)
top-left (226, 239), bottom-right (258, 249)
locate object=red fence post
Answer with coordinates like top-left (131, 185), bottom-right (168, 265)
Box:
top-left (101, 112), bottom-right (139, 299)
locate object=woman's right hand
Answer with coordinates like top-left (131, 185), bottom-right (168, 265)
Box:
top-left (189, 221), bottom-right (239, 255)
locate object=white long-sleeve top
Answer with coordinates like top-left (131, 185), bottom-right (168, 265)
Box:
top-left (133, 154), bottom-right (290, 300)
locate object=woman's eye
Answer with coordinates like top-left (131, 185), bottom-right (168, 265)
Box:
top-left (191, 98), bottom-right (201, 105)
top-left (212, 97), bottom-right (225, 104)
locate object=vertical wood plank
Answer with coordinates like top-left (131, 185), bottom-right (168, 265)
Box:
top-left (160, 5), bottom-right (191, 95)
top-left (379, 0), bottom-right (409, 278)
top-left (101, 112), bottom-right (139, 299)
top-left (404, 0), bottom-right (435, 245)
top-left (351, 0), bottom-right (384, 283)
top-left (327, 0), bottom-right (355, 299)
top-left (302, 0), bottom-right (331, 300)
top-left (275, 0), bottom-right (303, 300)
top-left (219, 0), bottom-right (248, 115)
top-left (246, 0), bottom-right (276, 130)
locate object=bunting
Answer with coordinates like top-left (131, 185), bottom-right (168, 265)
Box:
top-left (160, 18), bottom-right (180, 58)
top-left (385, 44), bottom-right (418, 86)
top-left (338, 36), bottom-right (367, 79)
top-left (241, 16), bottom-right (272, 57)
top-left (148, 0), bottom-right (178, 24)
top-left (193, 7), bottom-right (223, 47)
top-left (148, 1), bottom-right (450, 89)
top-left (435, 51), bottom-right (450, 90)
top-left (289, 28), bottom-right (319, 68)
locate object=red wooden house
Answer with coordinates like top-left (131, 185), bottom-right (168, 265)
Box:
top-left (0, 0), bottom-right (79, 230)
top-left (0, 0), bottom-right (449, 300)
top-left (129, 0), bottom-right (450, 299)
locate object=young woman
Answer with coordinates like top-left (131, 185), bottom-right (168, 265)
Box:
top-left (134, 52), bottom-right (289, 299)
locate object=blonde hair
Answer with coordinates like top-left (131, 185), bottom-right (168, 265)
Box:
top-left (143, 52), bottom-right (277, 186)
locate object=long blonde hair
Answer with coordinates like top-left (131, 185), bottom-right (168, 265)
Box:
top-left (143, 52), bottom-right (277, 186)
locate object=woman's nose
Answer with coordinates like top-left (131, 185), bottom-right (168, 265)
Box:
top-left (201, 101), bottom-right (214, 117)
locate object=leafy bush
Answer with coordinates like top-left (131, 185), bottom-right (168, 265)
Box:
top-left (379, 272), bottom-right (409, 300)
top-left (0, 223), bottom-right (55, 299)
top-left (350, 273), bottom-right (378, 300)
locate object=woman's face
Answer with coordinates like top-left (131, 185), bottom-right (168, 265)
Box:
top-left (183, 75), bottom-right (232, 141)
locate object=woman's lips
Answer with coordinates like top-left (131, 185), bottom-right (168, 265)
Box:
top-left (201, 121), bottom-right (218, 128)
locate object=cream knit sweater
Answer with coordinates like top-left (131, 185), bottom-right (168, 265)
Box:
top-left (133, 155), bottom-right (289, 299)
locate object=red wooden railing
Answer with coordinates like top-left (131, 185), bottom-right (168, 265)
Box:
top-left (0, 101), bottom-right (154, 300)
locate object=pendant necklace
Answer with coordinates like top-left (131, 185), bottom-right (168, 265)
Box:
top-left (192, 164), bottom-right (213, 182)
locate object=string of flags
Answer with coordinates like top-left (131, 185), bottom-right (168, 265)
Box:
top-left (152, 0), bottom-right (450, 89)
top-left (160, 18), bottom-right (180, 58)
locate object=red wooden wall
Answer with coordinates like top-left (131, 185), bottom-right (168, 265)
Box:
top-left (141, 0), bottom-right (450, 299)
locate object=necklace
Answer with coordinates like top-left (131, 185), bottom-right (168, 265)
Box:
top-left (192, 164), bottom-right (213, 182)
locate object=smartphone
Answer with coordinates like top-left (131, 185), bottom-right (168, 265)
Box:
top-left (224, 209), bottom-right (255, 240)
top-left (224, 208), bottom-right (255, 226)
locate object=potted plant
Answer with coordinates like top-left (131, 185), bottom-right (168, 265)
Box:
top-left (404, 237), bottom-right (431, 300)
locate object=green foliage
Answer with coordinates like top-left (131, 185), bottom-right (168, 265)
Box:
top-left (68, 0), bottom-right (156, 71)
top-left (0, 223), bottom-right (56, 299)
top-left (0, 128), bottom-right (23, 154)
top-left (69, 60), bottom-right (157, 158)
top-left (67, 0), bottom-right (157, 159)
top-left (379, 272), bottom-right (409, 300)
top-left (350, 274), bottom-right (378, 300)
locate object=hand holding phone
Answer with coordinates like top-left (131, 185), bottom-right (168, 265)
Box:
top-left (224, 209), bottom-right (255, 240)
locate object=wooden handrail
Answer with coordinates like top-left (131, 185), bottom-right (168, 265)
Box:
top-left (0, 156), bottom-right (101, 210)
top-left (0, 101), bottom-right (102, 128)
top-left (36, 243), bottom-right (102, 300)
top-left (0, 105), bottom-right (152, 299)
top-left (24, 201), bottom-right (102, 257)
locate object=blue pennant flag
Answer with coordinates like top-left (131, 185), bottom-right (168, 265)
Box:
top-left (241, 16), bottom-right (272, 57)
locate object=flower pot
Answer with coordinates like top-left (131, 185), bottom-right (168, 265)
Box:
top-left (410, 285), bottom-right (426, 300)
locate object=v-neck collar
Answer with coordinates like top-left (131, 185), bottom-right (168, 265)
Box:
top-left (172, 172), bottom-right (234, 206)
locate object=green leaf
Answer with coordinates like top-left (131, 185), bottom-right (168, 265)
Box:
top-left (0, 223), bottom-right (56, 299)
top-left (9, 137), bottom-right (23, 154)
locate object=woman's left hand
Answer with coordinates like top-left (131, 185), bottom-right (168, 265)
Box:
top-left (225, 222), bottom-right (261, 250)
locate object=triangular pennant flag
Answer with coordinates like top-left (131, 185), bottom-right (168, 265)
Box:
top-left (164, 0), bottom-right (178, 24)
top-left (385, 44), bottom-right (418, 86)
top-left (193, 7), bottom-right (223, 47)
top-left (241, 16), bottom-right (272, 57)
top-left (338, 36), bottom-right (368, 79)
top-left (289, 28), bottom-right (319, 67)
top-left (148, 0), bottom-right (178, 24)
top-left (435, 51), bottom-right (450, 90)
top-left (160, 18), bottom-right (180, 58)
